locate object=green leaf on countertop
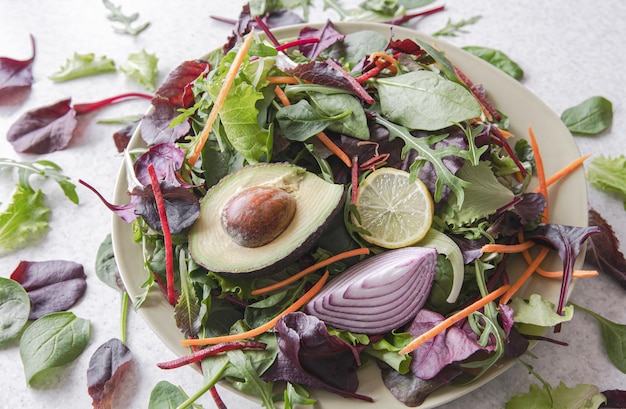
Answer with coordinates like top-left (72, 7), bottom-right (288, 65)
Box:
top-left (20, 312), bottom-right (90, 386)
top-left (0, 277), bottom-right (30, 346)
top-left (102, 0), bottom-right (150, 35)
top-left (432, 15), bottom-right (482, 37)
top-left (48, 53), bottom-right (116, 82)
top-left (587, 154), bottom-right (626, 206)
top-left (505, 381), bottom-right (606, 409)
top-left (561, 96), bottom-right (613, 135)
top-left (462, 46), bottom-right (524, 80)
top-left (120, 49), bottom-right (158, 92)
top-left (398, 0), bottom-right (436, 8)
top-left (148, 381), bottom-right (197, 409)
top-left (0, 185), bottom-right (49, 253)
top-left (572, 302), bottom-right (626, 374)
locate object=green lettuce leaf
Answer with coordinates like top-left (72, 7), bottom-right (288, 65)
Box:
top-left (587, 155), bottom-right (626, 205)
top-left (505, 382), bottom-right (606, 409)
top-left (510, 294), bottom-right (573, 335)
top-left (120, 49), bottom-right (158, 91)
top-left (0, 185), bottom-right (50, 252)
top-left (48, 53), bottom-right (116, 82)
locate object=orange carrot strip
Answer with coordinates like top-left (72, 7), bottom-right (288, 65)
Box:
top-left (399, 284), bottom-right (511, 355)
top-left (480, 241), bottom-right (535, 254)
top-left (267, 76), bottom-right (300, 84)
top-left (188, 31), bottom-right (255, 166)
top-left (369, 51), bottom-right (398, 73)
top-left (535, 153), bottom-right (592, 191)
top-left (498, 129), bottom-right (514, 138)
top-left (528, 127), bottom-right (548, 221)
top-left (274, 85), bottom-right (291, 107)
top-left (535, 269), bottom-right (599, 279)
top-left (316, 131), bottom-right (352, 167)
top-left (251, 247), bottom-right (370, 296)
top-left (181, 270), bottom-right (330, 346)
top-left (499, 247), bottom-right (550, 305)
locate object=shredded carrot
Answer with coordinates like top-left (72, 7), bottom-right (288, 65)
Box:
top-left (499, 247), bottom-right (550, 305)
top-left (181, 270), bottom-right (330, 346)
top-left (535, 269), bottom-right (599, 279)
top-left (498, 129), bottom-right (514, 138)
top-left (481, 241), bottom-right (535, 254)
top-left (369, 51), bottom-right (398, 73)
top-left (266, 76), bottom-right (300, 84)
top-left (528, 127), bottom-right (549, 221)
top-left (316, 131), bottom-right (352, 167)
top-left (188, 31), bottom-right (255, 166)
top-left (399, 284), bottom-right (511, 355)
top-left (251, 248), bottom-right (370, 296)
top-left (274, 85), bottom-right (291, 107)
top-left (535, 153), bottom-right (592, 191)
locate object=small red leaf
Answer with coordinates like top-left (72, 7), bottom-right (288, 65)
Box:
top-left (87, 338), bottom-right (133, 409)
top-left (10, 260), bottom-right (87, 320)
top-left (0, 34), bottom-right (36, 97)
top-left (6, 98), bottom-right (77, 154)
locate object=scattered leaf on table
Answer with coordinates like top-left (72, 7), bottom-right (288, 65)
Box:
top-left (561, 96), bottom-right (613, 135)
top-left (87, 338), bottom-right (133, 409)
top-left (0, 34), bottom-right (36, 97)
top-left (120, 49), bottom-right (158, 91)
top-left (48, 52), bottom-right (116, 82)
top-left (586, 208), bottom-right (626, 290)
top-left (0, 185), bottom-right (49, 252)
top-left (0, 277), bottom-right (30, 345)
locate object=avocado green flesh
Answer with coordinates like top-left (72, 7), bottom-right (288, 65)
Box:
top-left (188, 164), bottom-right (344, 275)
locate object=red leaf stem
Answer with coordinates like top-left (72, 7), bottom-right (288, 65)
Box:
top-left (254, 16), bottom-right (280, 46)
top-left (156, 341), bottom-right (267, 369)
top-left (210, 387), bottom-right (227, 409)
top-left (275, 37), bottom-right (320, 52)
top-left (73, 92), bottom-right (153, 115)
top-left (384, 5), bottom-right (446, 26)
top-left (355, 60), bottom-right (391, 83)
top-left (351, 156), bottom-right (359, 205)
top-left (359, 153), bottom-right (390, 171)
top-left (325, 58), bottom-right (374, 104)
top-left (147, 164), bottom-right (177, 305)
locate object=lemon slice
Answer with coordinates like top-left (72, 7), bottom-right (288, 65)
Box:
top-left (354, 168), bottom-right (434, 249)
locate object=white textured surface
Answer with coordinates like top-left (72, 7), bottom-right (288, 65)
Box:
top-left (1, 1), bottom-right (625, 408)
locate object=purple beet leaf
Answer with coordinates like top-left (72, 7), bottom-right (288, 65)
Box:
top-left (133, 143), bottom-right (187, 187)
top-left (297, 20), bottom-right (344, 60)
top-left (10, 260), bottom-right (86, 320)
top-left (262, 312), bottom-right (372, 402)
top-left (87, 338), bottom-right (133, 409)
top-left (0, 34), bottom-right (36, 98)
top-left (113, 121), bottom-right (139, 152)
top-left (7, 93), bottom-right (152, 154)
top-left (586, 208), bottom-right (626, 290)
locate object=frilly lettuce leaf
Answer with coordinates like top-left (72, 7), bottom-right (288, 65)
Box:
top-left (505, 382), bottom-right (606, 409)
top-left (510, 294), bottom-right (573, 335)
top-left (48, 53), bottom-right (116, 82)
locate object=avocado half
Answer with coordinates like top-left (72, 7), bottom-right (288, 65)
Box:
top-left (188, 163), bottom-right (345, 276)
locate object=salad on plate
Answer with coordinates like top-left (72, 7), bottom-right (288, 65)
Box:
top-left (97, 19), bottom-right (598, 409)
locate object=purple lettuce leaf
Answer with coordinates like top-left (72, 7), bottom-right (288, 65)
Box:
top-left (586, 208), bottom-right (626, 290)
top-left (601, 389), bottom-right (626, 408)
top-left (113, 121), bottom-right (139, 153)
top-left (261, 312), bottom-right (372, 402)
top-left (133, 143), bottom-right (187, 187)
top-left (87, 338), bottom-right (133, 409)
top-left (406, 309), bottom-right (485, 380)
top-left (6, 98), bottom-right (77, 154)
top-left (10, 260), bottom-right (86, 320)
top-left (0, 34), bottom-right (36, 98)
top-left (297, 20), bottom-right (344, 60)
top-left (133, 182), bottom-right (200, 235)
top-left (140, 100), bottom-right (190, 145)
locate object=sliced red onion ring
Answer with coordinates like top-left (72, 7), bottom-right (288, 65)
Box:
top-left (304, 247), bottom-right (437, 334)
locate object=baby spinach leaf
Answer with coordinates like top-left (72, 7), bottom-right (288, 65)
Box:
top-left (0, 34), bottom-right (36, 97)
top-left (561, 96), bottom-right (613, 135)
top-left (0, 277), bottom-right (30, 346)
top-left (48, 53), bottom-right (116, 82)
top-left (20, 311), bottom-right (90, 386)
top-left (587, 155), bottom-right (626, 206)
top-left (375, 71), bottom-right (481, 131)
top-left (87, 338), bottom-right (133, 408)
top-left (148, 381), bottom-right (190, 409)
top-left (326, 30), bottom-right (389, 65)
top-left (276, 99), bottom-right (333, 141)
top-left (120, 49), bottom-right (158, 92)
top-left (571, 303), bottom-right (626, 374)
top-left (0, 185), bottom-right (49, 252)
top-left (95, 234), bottom-right (125, 292)
top-left (309, 92), bottom-right (369, 140)
top-left (462, 46), bottom-right (524, 80)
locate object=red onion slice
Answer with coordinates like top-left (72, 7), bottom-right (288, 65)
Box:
top-left (304, 247), bottom-right (437, 334)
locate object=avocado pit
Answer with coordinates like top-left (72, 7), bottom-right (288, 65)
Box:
top-left (221, 186), bottom-right (297, 248)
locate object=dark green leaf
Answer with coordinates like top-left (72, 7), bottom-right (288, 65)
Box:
top-left (572, 303), bottom-right (626, 373)
top-left (276, 99), bottom-right (333, 141)
top-left (327, 30), bottom-right (389, 65)
top-left (95, 234), bottom-right (125, 292)
top-left (561, 96), bottom-right (613, 135)
top-left (462, 46), bottom-right (524, 80)
top-left (309, 92), bottom-right (369, 140)
top-left (148, 380), bottom-right (190, 409)
top-left (20, 311), bottom-right (90, 386)
top-left (0, 277), bottom-right (30, 345)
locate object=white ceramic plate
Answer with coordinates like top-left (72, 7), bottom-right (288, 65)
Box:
top-left (112, 22), bottom-right (587, 408)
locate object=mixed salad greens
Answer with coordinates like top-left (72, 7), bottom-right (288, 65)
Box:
top-left (100, 20), bottom-right (600, 408)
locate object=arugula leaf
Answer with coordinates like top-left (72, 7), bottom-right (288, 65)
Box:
top-left (561, 96), bottom-right (613, 135)
top-left (572, 303), bottom-right (626, 374)
top-left (0, 277), bottom-right (30, 346)
top-left (0, 185), bottom-right (49, 252)
top-left (462, 46), bottom-right (524, 80)
top-left (505, 381), bottom-right (606, 409)
top-left (102, 0), bottom-right (150, 35)
top-left (432, 15), bottom-right (482, 37)
top-left (20, 311), bottom-right (90, 386)
top-left (323, 0), bottom-right (405, 21)
top-left (375, 71), bottom-right (481, 131)
top-left (48, 53), bottom-right (116, 82)
top-left (120, 49), bottom-right (158, 92)
top-left (374, 114), bottom-right (470, 205)
top-left (174, 252), bottom-right (201, 338)
top-left (587, 155), bottom-right (626, 205)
